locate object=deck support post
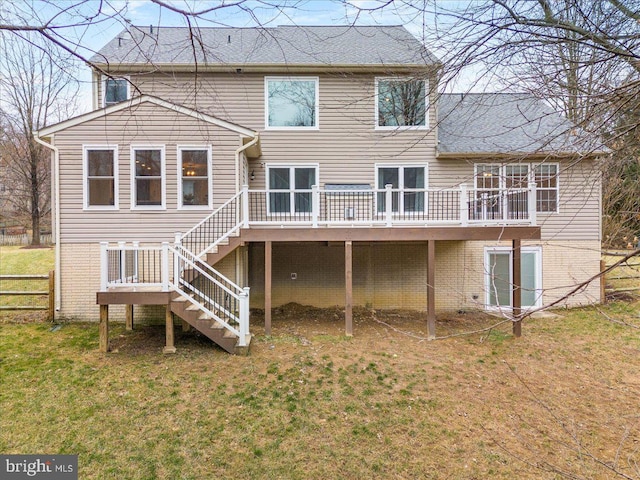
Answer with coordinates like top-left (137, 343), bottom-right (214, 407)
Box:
top-left (99, 304), bottom-right (109, 353)
top-left (427, 240), bottom-right (436, 340)
top-left (125, 305), bottom-right (133, 331)
top-left (512, 239), bottom-right (522, 337)
top-left (265, 241), bottom-right (272, 335)
top-left (163, 306), bottom-right (176, 354)
top-left (345, 240), bottom-right (353, 336)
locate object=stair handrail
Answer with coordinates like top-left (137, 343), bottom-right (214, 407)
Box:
top-left (180, 189), bottom-right (244, 257)
top-left (171, 244), bottom-right (249, 345)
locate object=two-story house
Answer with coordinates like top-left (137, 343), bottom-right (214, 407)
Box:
top-left (35, 25), bottom-right (604, 353)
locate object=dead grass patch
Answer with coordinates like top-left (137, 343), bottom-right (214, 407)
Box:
top-left (1, 302), bottom-right (640, 479)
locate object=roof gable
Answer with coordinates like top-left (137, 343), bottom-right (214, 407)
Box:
top-left (91, 25), bottom-right (438, 69)
top-left (36, 95), bottom-right (257, 138)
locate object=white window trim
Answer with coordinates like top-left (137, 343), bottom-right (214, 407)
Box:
top-left (130, 145), bottom-right (166, 211)
top-left (375, 77), bottom-right (429, 130)
top-left (102, 75), bottom-right (130, 108)
top-left (264, 76), bottom-right (320, 131)
top-left (82, 145), bottom-right (119, 211)
top-left (374, 163), bottom-right (429, 215)
top-left (266, 163), bottom-right (319, 216)
top-left (177, 145), bottom-right (212, 210)
top-left (474, 163), bottom-right (560, 214)
top-left (484, 246), bottom-right (543, 311)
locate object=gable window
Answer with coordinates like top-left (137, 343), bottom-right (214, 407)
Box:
top-left (84, 146), bottom-right (118, 209)
top-left (376, 78), bottom-right (428, 128)
top-left (485, 247), bottom-right (542, 310)
top-left (265, 77), bottom-right (319, 129)
top-left (178, 146), bottom-right (211, 209)
top-left (104, 77), bottom-right (129, 107)
top-left (267, 165), bottom-right (317, 214)
top-left (376, 165), bottom-right (427, 213)
top-left (131, 147), bottom-right (165, 209)
top-left (474, 163), bottom-right (559, 215)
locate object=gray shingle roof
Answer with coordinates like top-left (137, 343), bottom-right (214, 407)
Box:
top-left (438, 93), bottom-right (606, 155)
top-left (92, 25), bottom-right (438, 67)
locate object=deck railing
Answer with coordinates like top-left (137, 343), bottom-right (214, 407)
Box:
top-left (99, 241), bottom-right (249, 346)
top-left (245, 183), bottom-right (537, 227)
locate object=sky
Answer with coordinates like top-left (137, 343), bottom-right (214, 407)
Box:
top-left (1, 0), bottom-right (477, 112)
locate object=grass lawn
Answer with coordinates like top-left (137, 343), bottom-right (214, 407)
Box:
top-left (1, 300), bottom-right (640, 479)
top-left (0, 245), bottom-right (54, 274)
top-left (0, 245), bottom-right (55, 318)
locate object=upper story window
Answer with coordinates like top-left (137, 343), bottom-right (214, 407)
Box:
top-left (376, 78), bottom-right (428, 129)
top-left (83, 146), bottom-right (118, 209)
top-left (103, 77), bottom-right (129, 107)
top-left (131, 146), bottom-right (165, 209)
top-left (178, 146), bottom-right (211, 209)
top-left (474, 163), bottom-right (559, 213)
top-left (265, 77), bottom-right (319, 129)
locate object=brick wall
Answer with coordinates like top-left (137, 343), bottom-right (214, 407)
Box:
top-left (58, 239), bottom-right (602, 321)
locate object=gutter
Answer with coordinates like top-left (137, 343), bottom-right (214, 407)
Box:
top-left (235, 134), bottom-right (260, 193)
top-left (33, 132), bottom-right (61, 313)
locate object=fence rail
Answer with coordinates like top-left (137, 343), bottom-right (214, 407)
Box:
top-left (0, 272), bottom-right (54, 319)
top-left (0, 234), bottom-right (53, 246)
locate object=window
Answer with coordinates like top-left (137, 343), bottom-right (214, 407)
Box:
top-left (474, 163), bottom-right (559, 214)
top-left (485, 247), bottom-right (542, 310)
top-left (376, 165), bottom-right (427, 213)
top-left (103, 77), bottom-right (129, 107)
top-left (376, 78), bottom-right (428, 128)
top-left (265, 77), bottom-right (319, 129)
top-left (534, 164), bottom-right (558, 212)
top-left (267, 165), bottom-right (317, 214)
top-left (83, 146), bottom-right (118, 209)
top-left (131, 147), bottom-right (165, 209)
top-left (178, 147), bottom-right (211, 209)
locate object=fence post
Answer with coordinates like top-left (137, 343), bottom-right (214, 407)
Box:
top-left (459, 184), bottom-right (468, 226)
top-left (312, 185), bottom-right (319, 228)
top-left (385, 184), bottom-right (393, 227)
top-left (161, 242), bottom-right (170, 292)
top-left (242, 184), bottom-right (250, 229)
top-left (100, 242), bottom-right (109, 290)
top-left (48, 270), bottom-right (55, 321)
top-left (238, 287), bottom-right (250, 347)
top-left (528, 182), bottom-right (537, 225)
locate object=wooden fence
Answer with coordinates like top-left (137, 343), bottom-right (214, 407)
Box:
top-left (0, 271), bottom-right (54, 320)
top-left (0, 234), bottom-right (53, 246)
top-left (602, 251), bottom-right (640, 302)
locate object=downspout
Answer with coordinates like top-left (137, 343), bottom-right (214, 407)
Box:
top-left (33, 132), bottom-right (61, 313)
top-left (234, 134), bottom-right (260, 193)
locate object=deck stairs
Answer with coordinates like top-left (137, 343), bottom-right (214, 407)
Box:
top-left (169, 191), bottom-right (250, 354)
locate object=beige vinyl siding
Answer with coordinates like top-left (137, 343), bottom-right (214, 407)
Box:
top-left (427, 157), bottom-right (600, 241)
top-left (53, 102), bottom-right (243, 243)
top-left (128, 72), bottom-right (438, 187)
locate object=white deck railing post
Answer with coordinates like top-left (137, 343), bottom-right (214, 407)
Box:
top-left (385, 184), bottom-right (393, 227)
top-left (312, 185), bottom-right (319, 228)
top-left (242, 184), bottom-right (250, 229)
top-left (161, 242), bottom-right (170, 292)
top-left (100, 242), bottom-right (109, 291)
top-left (173, 232), bottom-right (182, 287)
top-left (132, 241), bottom-right (140, 282)
top-left (528, 182), bottom-right (537, 225)
top-left (238, 287), bottom-right (250, 347)
top-left (459, 184), bottom-right (468, 226)
top-left (117, 241), bottom-right (126, 282)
